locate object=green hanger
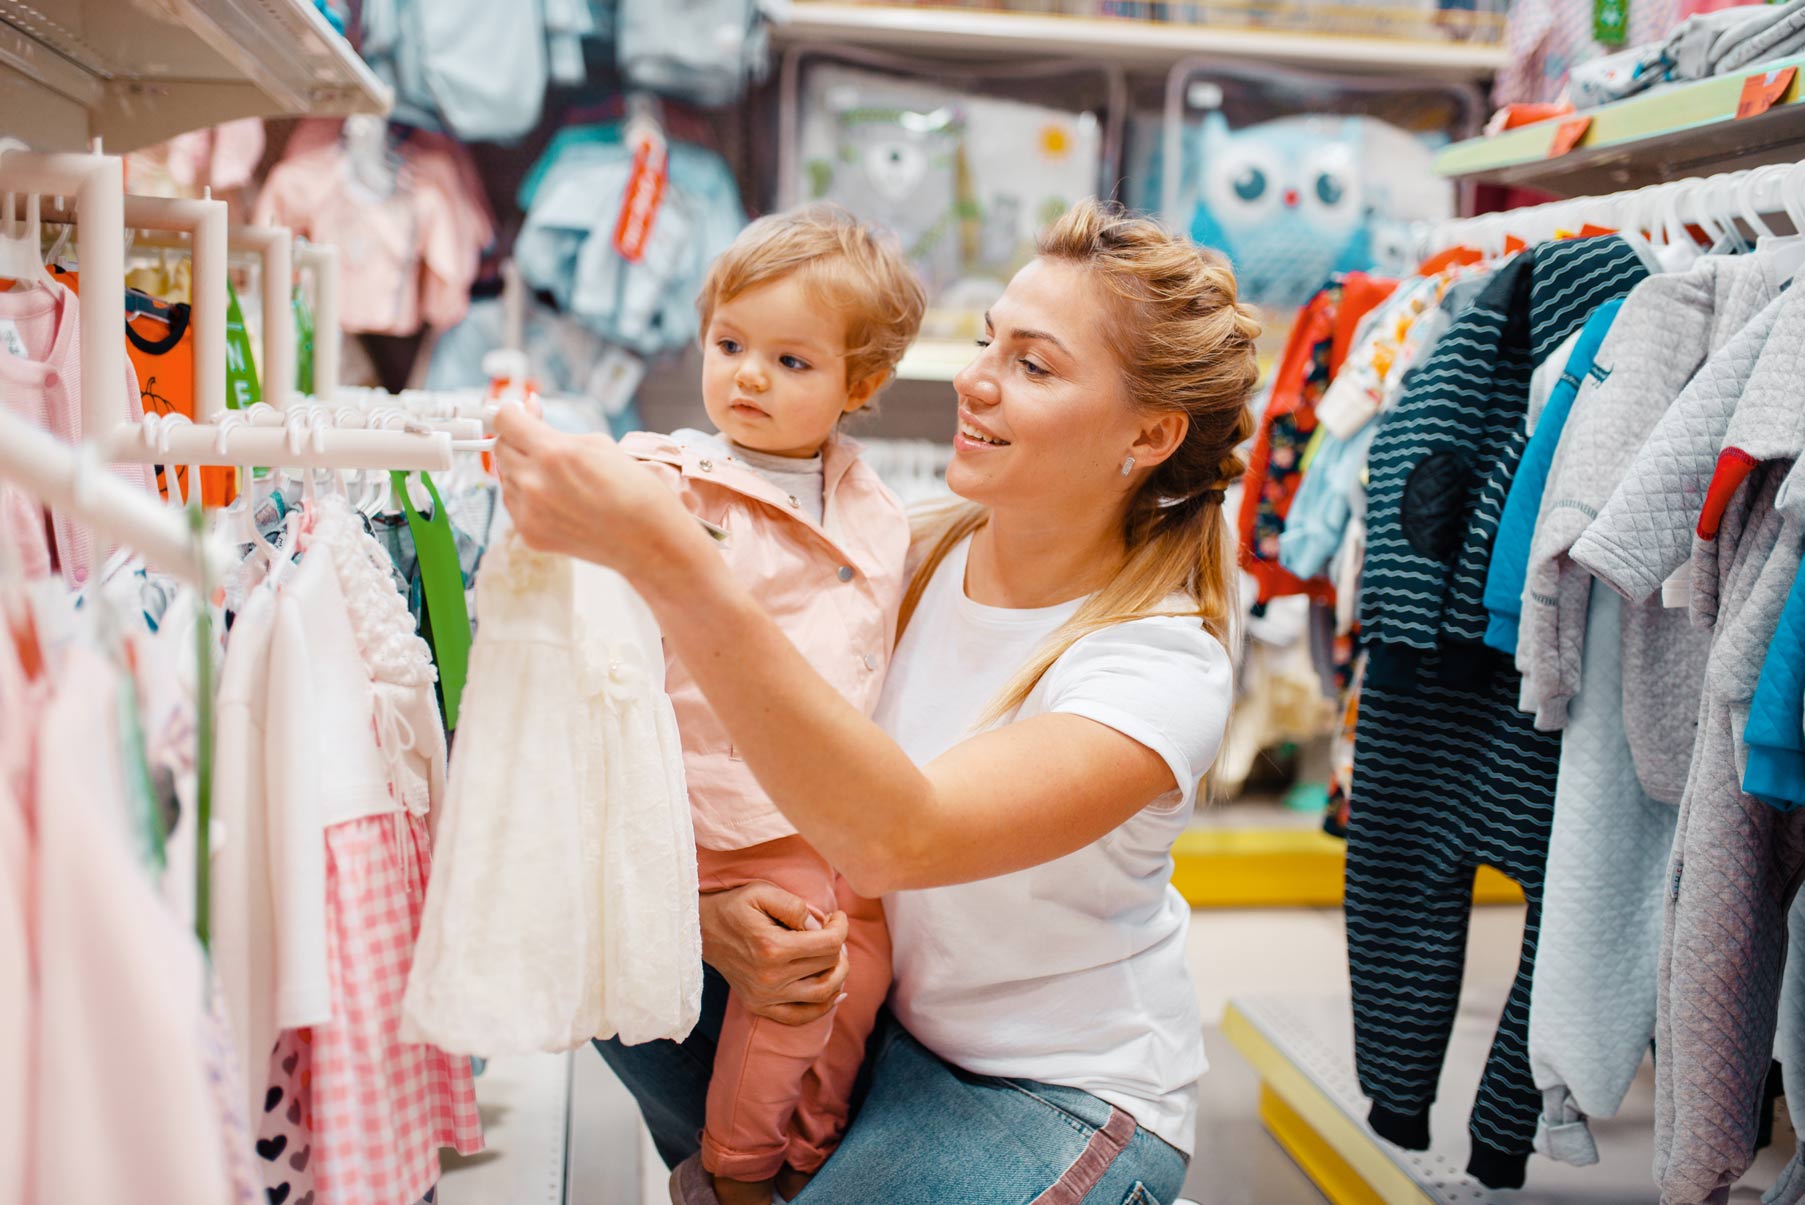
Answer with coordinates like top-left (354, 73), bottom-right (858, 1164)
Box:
top-left (390, 470), bottom-right (472, 730)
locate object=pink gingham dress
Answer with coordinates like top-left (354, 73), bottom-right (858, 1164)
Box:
top-left (302, 497), bottom-right (482, 1203)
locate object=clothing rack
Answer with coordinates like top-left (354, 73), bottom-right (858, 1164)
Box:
top-left (0, 145), bottom-right (126, 440)
top-left (1419, 157), bottom-right (1805, 257)
top-left (0, 406), bottom-right (231, 589)
top-left (43, 192), bottom-right (231, 422)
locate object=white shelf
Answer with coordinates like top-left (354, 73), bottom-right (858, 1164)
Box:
top-left (770, 3), bottom-right (1509, 82)
top-left (896, 337), bottom-right (974, 382)
top-left (0, 0), bottom-right (390, 153)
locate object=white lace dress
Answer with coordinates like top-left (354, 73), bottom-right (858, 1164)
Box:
top-left (402, 524), bottom-right (701, 1055)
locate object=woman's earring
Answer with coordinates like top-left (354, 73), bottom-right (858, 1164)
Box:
top-left (1120, 455), bottom-right (1136, 477)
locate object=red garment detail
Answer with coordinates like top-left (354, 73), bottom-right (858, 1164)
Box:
top-left (1237, 274), bottom-right (1397, 604)
top-left (1698, 448), bottom-right (1760, 540)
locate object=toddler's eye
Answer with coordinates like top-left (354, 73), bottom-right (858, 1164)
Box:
top-left (717, 338), bottom-right (741, 354)
top-left (975, 338), bottom-right (992, 349)
top-left (780, 355), bottom-right (811, 372)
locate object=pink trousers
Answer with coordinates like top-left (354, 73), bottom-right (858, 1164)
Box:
top-left (696, 835), bottom-right (892, 1181)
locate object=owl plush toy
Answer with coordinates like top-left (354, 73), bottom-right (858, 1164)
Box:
top-left (1187, 111), bottom-right (1374, 311)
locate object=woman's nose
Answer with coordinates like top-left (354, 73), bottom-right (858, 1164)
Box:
top-left (953, 360), bottom-right (999, 407)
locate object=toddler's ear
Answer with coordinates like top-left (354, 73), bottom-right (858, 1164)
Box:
top-left (842, 369), bottom-right (890, 415)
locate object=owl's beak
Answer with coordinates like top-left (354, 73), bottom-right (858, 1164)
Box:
top-left (1283, 189), bottom-right (1300, 208)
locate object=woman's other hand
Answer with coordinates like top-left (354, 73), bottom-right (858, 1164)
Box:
top-left (492, 404), bottom-right (708, 580)
top-left (700, 883), bottom-right (851, 1025)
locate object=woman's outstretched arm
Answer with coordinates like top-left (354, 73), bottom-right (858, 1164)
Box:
top-left (495, 408), bottom-right (1177, 896)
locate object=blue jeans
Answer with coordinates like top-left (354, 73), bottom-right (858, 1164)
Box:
top-left (594, 969), bottom-right (1188, 1204)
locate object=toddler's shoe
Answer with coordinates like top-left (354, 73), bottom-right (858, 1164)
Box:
top-left (669, 1153), bottom-right (721, 1205)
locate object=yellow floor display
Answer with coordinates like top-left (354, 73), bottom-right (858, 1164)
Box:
top-left (1172, 828), bottom-right (1524, 909)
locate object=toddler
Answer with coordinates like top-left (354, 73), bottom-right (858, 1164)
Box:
top-left (619, 204), bottom-right (926, 1205)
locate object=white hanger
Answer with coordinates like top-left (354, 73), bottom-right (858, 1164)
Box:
top-left (0, 192), bottom-right (53, 292)
top-left (1754, 160), bottom-right (1805, 286)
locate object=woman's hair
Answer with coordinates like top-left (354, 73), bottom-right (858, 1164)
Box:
top-left (696, 203), bottom-right (927, 404)
top-left (902, 197), bottom-right (1260, 726)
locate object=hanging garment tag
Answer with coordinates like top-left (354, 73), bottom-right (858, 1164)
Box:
top-left (1594, 0), bottom-right (1628, 46)
top-left (1548, 116), bottom-right (1592, 157)
top-left (613, 134), bottom-right (669, 264)
top-left (0, 319), bottom-right (26, 359)
top-left (1737, 66), bottom-right (1797, 119)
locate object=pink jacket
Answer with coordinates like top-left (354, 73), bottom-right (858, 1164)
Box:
top-left (622, 430), bottom-right (910, 851)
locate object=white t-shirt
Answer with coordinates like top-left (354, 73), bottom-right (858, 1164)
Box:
top-left (874, 536), bottom-right (1231, 1156)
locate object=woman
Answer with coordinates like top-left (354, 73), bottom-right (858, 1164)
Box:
top-left (494, 200), bottom-right (1258, 1204)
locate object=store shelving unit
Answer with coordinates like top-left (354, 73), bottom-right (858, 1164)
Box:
top-left (772, 2), bottom-right (1509, 82)
top-left (1435, 53), bottom-right (1805, 194)
top-left (1223, 994), bottom-right (1794, 1205)
top-left (0, 0), bottom-right (389, 153)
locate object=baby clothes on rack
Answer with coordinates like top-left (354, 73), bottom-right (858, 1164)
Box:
top-left (29, 642), bottom-right (237, 1205)
top-left (1238, 273), bottom-right (1396, 606)
top-left (403, 523), bottom-right (701, 1054)
top-left (0, 277), bottom-right (154, 584)
top-left (1347, 233), bottom-right (1653, 1189)
top-left (259, 495), bottom-right (483, 1204)
top-left (1572, 282), bottom-right (1805, 1204)
top-left (254, 121), bottom-right (493, 337)
top-left (514, 124), bottom-right (747, 358)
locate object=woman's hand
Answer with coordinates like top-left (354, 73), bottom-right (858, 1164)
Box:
top-left (700, 884), bottom-right (851, 1026)
top-left (492, 404), bottom-right (711, 584)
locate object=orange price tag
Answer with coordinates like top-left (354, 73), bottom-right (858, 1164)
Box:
top-left (612, 134), bottom-right (669, 263)
top-left (1736, 66), bottom-right (1797, 119)
top-left (1547, 116), bottom-right (1591, 157)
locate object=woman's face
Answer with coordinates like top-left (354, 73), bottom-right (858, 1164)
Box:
top-left (946, 257), bottom-right (1143, 517)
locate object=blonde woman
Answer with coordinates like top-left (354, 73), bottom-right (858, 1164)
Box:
top-left (495, 200), bottom-right (1257, 1205)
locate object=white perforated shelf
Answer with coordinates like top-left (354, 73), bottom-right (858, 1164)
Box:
top-left (1225, 993), bottom-right (1796, 1204)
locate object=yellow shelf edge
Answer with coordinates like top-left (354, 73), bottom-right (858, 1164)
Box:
top-left (1260, 1085), bottom-right (1390, 1205)
top-left (1223, 1002), bottom-right (1434, 1205)
top-left (1436, 53), bottom-right (1805, 181)
top-left (1172, 827), bottom-right (1524, 909)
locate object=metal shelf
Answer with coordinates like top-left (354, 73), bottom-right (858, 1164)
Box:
top-left (772, 3), bottom-right (1509, 82)
top-left (0, 0), bottom-right (390, 153)
top-left (1435, 54), bottom-right (1805, 195)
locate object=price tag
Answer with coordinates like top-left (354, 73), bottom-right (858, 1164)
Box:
top-left (612, 133), bottom-right (669, 264)
top-left (1736, 66), bottom-right (1797, 120)
top-left (1547, 116), bottom-right (1592, 157)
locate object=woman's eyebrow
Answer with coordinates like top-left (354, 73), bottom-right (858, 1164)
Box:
top-left (981, 311), bottom-right (1070, 357)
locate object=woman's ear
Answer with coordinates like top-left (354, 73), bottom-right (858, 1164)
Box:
top-left (1129, 412), bottom-right (1189, 470)
top-left (842, 370), bottom-right (890, 415)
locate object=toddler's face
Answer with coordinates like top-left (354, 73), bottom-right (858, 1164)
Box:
top-left (701, 275), bottom-right (873, 459)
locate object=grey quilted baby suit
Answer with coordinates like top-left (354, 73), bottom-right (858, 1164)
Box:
top-left (1574, 280), bottom-right (1805, 1205)
top-left (1520, 260), bottom-right (1769, 1168)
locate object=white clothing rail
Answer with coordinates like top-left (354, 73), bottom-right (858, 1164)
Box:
top-left (48, 193), bottom-right (232, 424)
top-left (0, 407), bottom-right (231, 590)
top-left (0, 147), bottom-right (125, 446)
top-left (231, 224), bottom-right (296, 413)
top-left (1422, 159), bottom-right (1805, 257)
top-left (103, 403), bottom-right (457, 473)
top-left (295, 240), bottom-right (341, 407)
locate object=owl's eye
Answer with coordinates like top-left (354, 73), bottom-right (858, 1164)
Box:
top-left (1315, 172), bottom-right (1346, 207)
top-left (1232, 167), bottom-right (1267, 203)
